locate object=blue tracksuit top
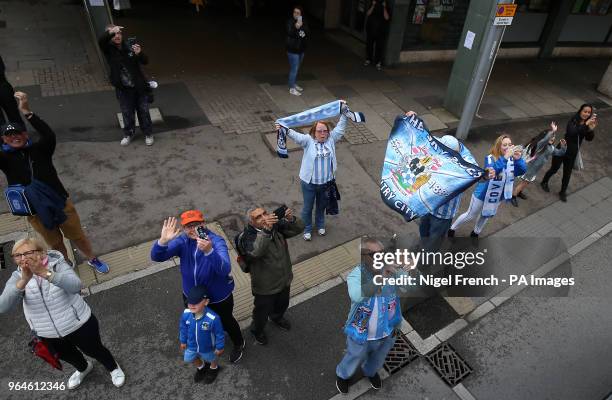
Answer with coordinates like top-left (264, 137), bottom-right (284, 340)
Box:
top-left (150, 230), bottom-right (234, 304)
top-left (473, 155), bottom-right (527, 201)
top-left (179, 308), bottom-right (225, 352)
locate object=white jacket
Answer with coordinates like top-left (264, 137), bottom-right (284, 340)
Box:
top-left (0, 250), bottom-right (90, 338)
top-left (287, 114), bottom-right (347, 183)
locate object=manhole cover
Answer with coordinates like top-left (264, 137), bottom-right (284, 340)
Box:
top-left (0, 241), bottom-right (16, 270)
top-left (383, 332), bottom-right (420, 374)
top-left (425, 342), bottom-right (472, 386)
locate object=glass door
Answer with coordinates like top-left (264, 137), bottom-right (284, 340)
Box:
top-left (340, 0), bottom-right (368, 42)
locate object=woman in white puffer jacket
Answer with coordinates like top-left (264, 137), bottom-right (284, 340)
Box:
top-left (0, 237), bottom-right (125, 390)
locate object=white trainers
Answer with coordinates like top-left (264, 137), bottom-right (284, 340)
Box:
top-left (68, 360), bottom-right (93, 390)
top-left (145, 135), bottom-right (154, 146)
top-left (294, 84), bottom-right (304, 92)
top-left (120, 136), bottom-right (131, 146)
top-left (303, 232), bottom-right (312, 241)
top-left (317, 228), bottom-right (326, 236)
top-left (289, 88), bottom-right (302, 96)
top-left (110, 365), bottom-right (126, 387)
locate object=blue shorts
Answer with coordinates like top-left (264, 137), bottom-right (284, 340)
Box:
top-left (184, 349), bottom-right (216, 363)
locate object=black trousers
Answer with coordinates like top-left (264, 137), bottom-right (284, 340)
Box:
top-left (542, 154), bottom-right (575, 194)
top-left (43, 315), bottom-right (118, 372)
top-left (251, 285), bottom-right (290, 334)
top-left (366, 32), bottom-right (385, 64)
top-left (0, 82), bottom-right (22, 125)
top-left (182, 293), bottom-right (244, 348)
top-left (116, 87), bottom-right (152, 137)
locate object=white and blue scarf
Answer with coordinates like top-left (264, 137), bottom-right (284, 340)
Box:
top-left (482, 155), bottom-right (514, 217)
top-left (275, 100), bottom-right (365, 158)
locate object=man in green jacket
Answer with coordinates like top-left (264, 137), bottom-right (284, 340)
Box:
top-left (237, 205), bottom-right (304, 345)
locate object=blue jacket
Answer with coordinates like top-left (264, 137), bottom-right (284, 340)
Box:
top-left (24, 179), bottom-right (67, 229)
top-left (150, 230), bottom-right (234, 304)
top-left (473, 155), bottom-right (527, 201)
top-left (287, 114), bottom-right (347, 183)
top-left (343, 265), bottom-right (403, 344)
top-left (179, 308), bottom-right (225, 352)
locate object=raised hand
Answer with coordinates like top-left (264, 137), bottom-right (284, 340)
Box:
top-left (196, 238), bottom-right (213, 253)
top-left (159, 217), bottom-right (181, 246)
top-left (262, 214), bottom-right (278, 230)
top-left (14, 92), bottom-right (31, 114)
top-left (550, 121), bottom-right (558, 132)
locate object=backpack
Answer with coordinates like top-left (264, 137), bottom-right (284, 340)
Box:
top-left (233, 231), bottom-right (251, 274)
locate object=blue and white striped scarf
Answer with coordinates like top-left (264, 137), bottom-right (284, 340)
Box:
top-left (482, 155), bottom-right (514, 217)
top-left (275, 100), bottom-right (365, 158)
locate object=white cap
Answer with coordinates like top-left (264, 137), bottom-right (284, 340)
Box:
top-left (438, 135), bottom-right (460, 151)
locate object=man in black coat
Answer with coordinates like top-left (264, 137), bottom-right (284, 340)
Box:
top-left (99, 25), bottom-right (154, 147)
top-left (0, 92), bottom-right (110, 273)
top-left (0, 55), bottom-right (22, 126)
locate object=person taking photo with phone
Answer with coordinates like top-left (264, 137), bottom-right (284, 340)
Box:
top-left (236, 205), bottom-right (304, 346)
top-left (286, 6), bottom-right (309, 96)
top-left (150, 210), bottom-right (245, 363)
top-left (98, 24), bottom-right (154, 146)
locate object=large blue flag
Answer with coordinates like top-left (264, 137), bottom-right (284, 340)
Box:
top-left (380, 114), bottom-right (484, 221)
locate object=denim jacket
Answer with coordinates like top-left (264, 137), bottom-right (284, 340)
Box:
top-left (343, 265), bottom-right (403, 344)
top-left (286, 114), bottom-right (347, 183)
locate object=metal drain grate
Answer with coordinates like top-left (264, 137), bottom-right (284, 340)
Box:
top-left (425, 343), bottom-right (472, 386)
top-left (383, 332), bottom-right (420, 374)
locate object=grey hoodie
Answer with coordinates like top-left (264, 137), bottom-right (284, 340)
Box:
top-left (0, 250), bottom-right (90, 338)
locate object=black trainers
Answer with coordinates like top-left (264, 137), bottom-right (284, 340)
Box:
top-left (229, 339), bottom-right (246, 363)
top-left (559, 192), bottom-right (567, 202)
top-left (204, 366), bottom-right (221, 384)
top-left (447, 229), bottom-right (455, 238)
top-left (250, 329), bottom-right (268, 345)
top-left (335, 376), bottom-right (349, 394)
top-left (368, 372), bottom-right (382, 390)
top-left (540, 181), bottom-right (550, 192)
top-left (271, 317), bottom-right (291, 331)
top-left (470, 231), bottom-right (479, 238)
top-left (517, 191), bottom-right (527, 200)
top-left (194, 363), bottom-right (210, 383)
top-left (510, 196), bottom-right (519, 207)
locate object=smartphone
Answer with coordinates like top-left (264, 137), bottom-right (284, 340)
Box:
top-left (297, 15), bottom-right (302, 23)
top-left (273, 205), bottom-right (288, 220)
top-left (196, 226), bottom-right (209, 241)
top-left (127, 37), bottom-right (137, 47)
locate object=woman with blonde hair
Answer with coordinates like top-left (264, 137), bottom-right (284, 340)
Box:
top-left (275, 101), bottom-right (347, 241)
top-left (0, 238), bottom-right (124, 390)
top-left (448, 133), bottom-right (527, 238)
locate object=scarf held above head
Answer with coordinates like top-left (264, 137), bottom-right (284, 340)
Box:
top-left (275, 100), bottom-right (365, 158)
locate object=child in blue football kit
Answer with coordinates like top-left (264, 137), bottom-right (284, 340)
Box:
top-left (179, 285), bottom-right (225, 384)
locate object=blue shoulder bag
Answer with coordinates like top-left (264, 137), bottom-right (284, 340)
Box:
top-left (4, 155), bottom-right (34, 216)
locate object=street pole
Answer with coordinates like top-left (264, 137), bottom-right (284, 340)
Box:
top-left (455, 0), bottom-right (513, 140)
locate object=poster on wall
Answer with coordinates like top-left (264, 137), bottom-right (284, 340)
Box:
top-left (441, 0), bottom-right (455, 12)
top-left (412, 0), bottom-right (427, 24)
top-left (427, 0), bottom-right (442, 18)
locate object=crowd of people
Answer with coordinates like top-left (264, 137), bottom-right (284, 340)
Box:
top-left (0, 5), bottom-right (599, 395)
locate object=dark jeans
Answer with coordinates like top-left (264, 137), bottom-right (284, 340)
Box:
top-left (366, 32), bottom-right (385, 64)
top-left (182, 293), bottom-right (244, 348)
top-left (542, 154), bottom-right (575, 194)
top-left (419, 213), bottom-right (452, 251)
top-left (116, 88), bottom-right (152, 137)
top-left (251, 285), bottom-right (290, 334)
top-left (301, 180), bottom-right (328, 233)
top-left (43, 314), bottom-right (118, 372)
top-left (0, 82), bottom-right (22, 125)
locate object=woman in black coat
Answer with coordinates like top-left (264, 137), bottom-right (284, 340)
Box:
top-left (541, 104), bottom-right (597, 202)
top-left (0, 55), bottom-right (22, 125)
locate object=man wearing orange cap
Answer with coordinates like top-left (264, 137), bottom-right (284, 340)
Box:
top-left (151, 210), bottom-right (245, 363)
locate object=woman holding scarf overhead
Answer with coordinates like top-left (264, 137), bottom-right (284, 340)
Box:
top-left (540, 104), bottom-right (596, 202)
top-left (448, 134), bottom-right (527, 238)
top-left (275, 101), bottom-right (348, 241)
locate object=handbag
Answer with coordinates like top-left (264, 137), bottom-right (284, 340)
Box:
top-left (28, 330), bottom-right (62, 370)
top-left (4, 155), bottom-right (35, 216)
top-left (573, 136), bottom-right (584, 171)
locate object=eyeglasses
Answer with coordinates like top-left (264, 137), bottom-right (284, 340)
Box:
top-left (183, 222), bottom-right (204, 230)
top-left (12, 250), bottom-right (41, 260)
